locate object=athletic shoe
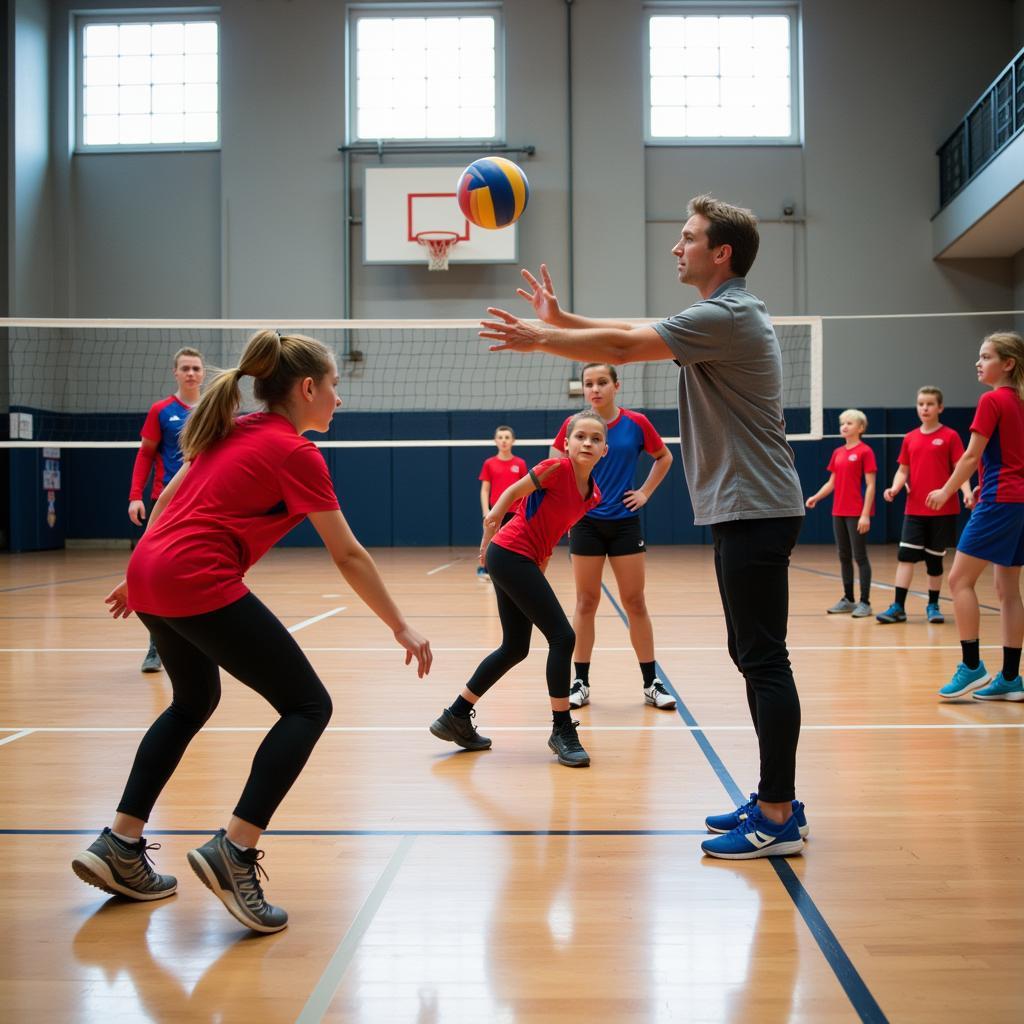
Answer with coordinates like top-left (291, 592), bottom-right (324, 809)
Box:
top-left (876, 603), bottom-right (907, 624)
top-left (973, 672), bottom-right (1024, 701)
top-left (72, 827), bottom-right (177, 901)
top-left (568, 679), bottom-right (590, 708)
top-left (548, 719), bottom-right (590, 767)
top-left (827, 597), bottom-right (855, 614)
top-left (476, 566), bottom-right (488, 577)
top-left (926, 602), bottom-right (945, 624)
top-left (851, 601), bottom-right (873, 618)
top-left (187, 830), bottom-right (288, 934)
top-left (705, 794), bottom-right (809, 838)
top-left (429, 707), bottom-right (492, 751)
top-left (643, 679), bottom-right (677, 709)
top-left (140, 641), bottom-right (162, 673)
top-left (938, 661), bottom-right (990, 700)
top-left (701, 807), bottom-right (805, 860)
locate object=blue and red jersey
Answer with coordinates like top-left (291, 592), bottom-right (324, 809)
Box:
top-left (972, 386), bottom-right (1024, 504)
top-left (552, 408), bottom-right (663, 521)
top-left (493, 457), bottom-right (601, 565)
top-left (143, 395), bottom-right (192, 485)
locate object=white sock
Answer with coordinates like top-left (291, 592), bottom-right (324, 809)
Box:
top-left (227, 836), bottom-right (250, 853)
top-left (111, 830), bottom-right (139, 846)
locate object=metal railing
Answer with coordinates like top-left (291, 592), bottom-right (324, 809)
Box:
top-left (937, 44), bottom-right (1024, 210)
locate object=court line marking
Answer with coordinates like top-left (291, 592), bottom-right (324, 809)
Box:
top-left (287, 607), bottom-right (347, 633)
top-left (296, 835), bottom-right (415, 1024)
top-left (0, 828), bottom-right (708, 837)
top-left (426, 558), bottom-right (464, 575)
top-left (0, 730), bottom-right (34, 747)
top-left (0, 572), bottom-right (123, 594)
top-left (602, 583), bottom-right (889, 1024)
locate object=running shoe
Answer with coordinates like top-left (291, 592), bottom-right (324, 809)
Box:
top-left (429, 707), bottom-right (492, 751)
top-left (851, 601), bottom-right (873, 618)
top-left (548, 719), bottom-right (590, 767)
top-left (140, 640), bottom-right (162, 673)
top-left (938, 661), bottom-right (990, 699)
top-left (926, 602), bottom-right (945, 624)
top-left (568, 679), bottom-right (590, 708)
top-left (827, 597), bottom-right (855, 614)
top-left (705, 794), bottom-right (809, 838)
top-left (72, 828), bottom-right (177, 901)
top-left (701, 807), bottom-right (805, 860)
top-left (643, 679), bottom-right (677, 709)
top-left (972, 673), bottom-right (1024, 701)
top-left (876, 603), bottom-right (907, 624)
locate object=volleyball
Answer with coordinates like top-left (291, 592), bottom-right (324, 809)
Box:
top-left (456, 157), bottom-right (530, 230)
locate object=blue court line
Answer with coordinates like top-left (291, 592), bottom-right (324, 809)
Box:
top-left (600, 582), bottom-right (889, 1024)
top-left (0, 572), bottom-right (123, 594)
top-left (0, 827), bottom-right (706, 837)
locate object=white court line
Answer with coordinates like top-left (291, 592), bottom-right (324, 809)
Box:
top-left (286, 607), bottom-right (346, 634)
top-left (0, 729), bottom-right (35, 746)
top-left (425, 560), bottom-right (461, 576)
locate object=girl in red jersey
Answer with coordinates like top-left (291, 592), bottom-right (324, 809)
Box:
top-left (431, 410), bottom-right (608, 767)
top-left (73, 330), bottom-right (432, 933)
top-left (805, 409), bottom-right (877, 617)
top-left (928, 332), bottom-right (1024, 702)
top-left (477, 424), bottom-right (528, 577)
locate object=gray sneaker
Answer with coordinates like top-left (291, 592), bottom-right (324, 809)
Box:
top-left (851, 601), bottom-right (873, 618)
top-left (827, 597), bottom-right (856, 614)
top-left (187, 830), bottom-right (288, 934)
top-left (140, 640), bottom-right (162, 673)
top-left (72, 827), bottom-right (177, 901)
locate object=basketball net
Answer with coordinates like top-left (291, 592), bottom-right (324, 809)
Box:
top-left (415, 231), bottom-right (460, 271)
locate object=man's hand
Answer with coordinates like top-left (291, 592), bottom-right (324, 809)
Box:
top-left (516, 264), bottom-right (562, 323)
top-left (480, 308), bottom-right (546, 351)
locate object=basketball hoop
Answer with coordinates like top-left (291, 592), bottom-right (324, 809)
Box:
top-left (415, 231), bottom-right (460, 271)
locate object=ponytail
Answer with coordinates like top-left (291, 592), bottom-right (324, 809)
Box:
top-left (179, 329), bottom-right (332, 460)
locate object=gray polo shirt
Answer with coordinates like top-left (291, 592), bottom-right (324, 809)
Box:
top-left (652, 278), bottom-right (805, 526)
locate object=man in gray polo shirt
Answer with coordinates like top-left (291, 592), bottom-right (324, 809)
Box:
top-left (482, 195), bottom-right (807, 860)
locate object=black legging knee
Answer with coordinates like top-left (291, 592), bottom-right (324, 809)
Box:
top-left (466, 542), bottom-right (576, 700)
top-left (119, 593), bottom-right (332, 830)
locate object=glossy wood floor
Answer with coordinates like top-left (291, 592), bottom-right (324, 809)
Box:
top-left (2, 544), bottom-right (1023, 1022)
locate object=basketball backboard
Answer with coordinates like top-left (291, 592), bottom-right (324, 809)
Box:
top-left (363, 166), bottom-right (518, 265)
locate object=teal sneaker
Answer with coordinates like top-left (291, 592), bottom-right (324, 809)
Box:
top-left (973, 673), bottom-right (1024, 701)
top-left (926, 602), bottom-right (945, 624)
top-left (876, 603), bottom-right (907, 624)
top-left (939, 661), bottom-right (990, 699)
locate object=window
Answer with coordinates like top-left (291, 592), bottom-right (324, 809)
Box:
top-left (77, 14), bottom-right (219, 151)
top-left (349, 6), bottom-right (502, 141)
top-left (646, 8), bottom-right (799, 143)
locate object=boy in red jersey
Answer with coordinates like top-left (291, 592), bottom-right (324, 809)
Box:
top-left (477, 425), bottom-right (528, 577)
top-left (431, 411), bottom-right (607, 767)
top-left (74, 330), bottom-right (431, 933)
top-left (128, 347), bottom-right (205, 673)
top-left (878, 387), bottom-right (974, 624)
top-left (930, 333), bottom-right (1024, 701)
top-left (805, 410), bottom-right (877, 617)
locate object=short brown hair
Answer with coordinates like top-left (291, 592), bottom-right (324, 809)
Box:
top-left (173, 346), bottom-right (203, 368)
top-left (494, 425), bottom-right (515, 439)
top-left (917, 385), bottom-right (944, 405)
top-left (687, 194), bottom-right (760, 277)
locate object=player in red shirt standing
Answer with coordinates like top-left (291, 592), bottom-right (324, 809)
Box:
top-left (805, 410), bottom-right (877, 617)
top-left (477, 424), bottom-right (528, 577)
top-left (929, 332), bottom-right (1024, 701)
top-left (128, 347), bottom-right (205, 674)
top-left (73, 330), bottom-right (432, 933)
top-left (878, 386), bottom-right (974, 624)
top-left (431, 410), bottom-right (607, 767)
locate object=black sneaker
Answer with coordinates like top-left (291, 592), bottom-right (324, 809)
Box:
top-left (429, 707), bottom-right (492, 751)
top-left (548, 719), bottom-right (590, 767)
top-left (140, 640), bottom-right (162, 674)
top-left (72, 827), bottom-right (177, 901)
top-left (187, 830), bottom-right (288, 934)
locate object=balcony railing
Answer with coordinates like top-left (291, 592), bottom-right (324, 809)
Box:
top-left (937, 44), bottom-right (1024, 210)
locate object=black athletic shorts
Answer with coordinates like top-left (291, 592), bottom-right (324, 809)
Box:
top-left (569, 514), bottom-right (646, 557)
top-left (898, 514), bottom-right (958, 562)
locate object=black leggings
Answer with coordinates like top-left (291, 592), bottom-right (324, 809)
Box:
top-left (466, 542), bottom-right (576, 700)
top-left (711, 517), bottom-right (803, 804)
top-left (119, 593), bottom-right (333, 830)
top-left (833, 516), bottom-right (872, 603)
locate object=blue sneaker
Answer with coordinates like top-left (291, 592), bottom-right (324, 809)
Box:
top-left (973, 673), bottom-right (1024, 701)
top-left (701, 807), bottom-right (805, 860)
top-left (876, 602), bottom-right (907, 624)
top-left (926, 602), bottom-right (945, 624)
top-left (938, 661), bottom-right (990, 699)
top-left (705, 793), bottom-right (809, 838)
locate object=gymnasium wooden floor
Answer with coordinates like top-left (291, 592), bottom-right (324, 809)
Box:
top-left (2, 543), bottom-right (1022, 1023)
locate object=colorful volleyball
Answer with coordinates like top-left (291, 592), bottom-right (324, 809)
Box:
top-left (456, 157), bottom-right (530, 230)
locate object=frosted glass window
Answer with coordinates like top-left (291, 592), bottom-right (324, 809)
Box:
top-left (79, 16), bottom-right (219, 149)
top-left (648, 9), bottom-right (799, 143)
top-left (352, 11), bottom-right (501, 140)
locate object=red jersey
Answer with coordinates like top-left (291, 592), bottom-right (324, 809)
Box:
top-left (827, 441), bottom-right (877, 517)
top-left (898, 425), bottom-right (965, 516)
top-left (493, 458), bottom-right (601, 565)
top-left (127, 413), bottom-right (340, 616)
top-left (972, 386), bottom-right (1024, 504)
top-left (479, 454), bottom-right (528, 507)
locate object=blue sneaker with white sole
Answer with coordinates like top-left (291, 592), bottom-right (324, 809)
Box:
top-left (876, 602), bottom-right (907, 624)
top-left (938, 661), bottom-right (990, 699)
top-left (926, 602), bottom-right (945, 624)
top-left (705, 793), bottom-right (809, 838)
top-left (972, 673), bottom-right (1024, 701)
top-left (701, 807), bottom-right (805, 860)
